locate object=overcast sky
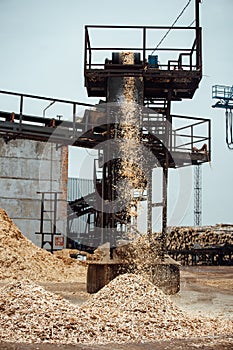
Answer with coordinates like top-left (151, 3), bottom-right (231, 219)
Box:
top-left (0, 0), bottom-right (232, 228)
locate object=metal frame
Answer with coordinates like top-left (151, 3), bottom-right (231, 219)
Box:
top-left (0, 90), bottom-right (211, 163)
top-left (84, 25), bottom-right (202, 72)
top-left (84, 24), bottom-right (202, 99)
top-left (194, 164), bottom-right (202, 226)
top-left (0, 1), bottom-right (209, 253)
top-left (212, 84), bottom-right (233, 149)
top-left (212, 85), bottom-right (233, 105)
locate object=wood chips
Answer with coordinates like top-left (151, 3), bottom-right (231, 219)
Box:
top-left (0, 208), bottom-right (86, 282)
top-left (117, 53), bottom-right (147, 225)
top-left (0, 206), bottom-right (231, 345)
top-left (0, 274), bottom-right (232, 345)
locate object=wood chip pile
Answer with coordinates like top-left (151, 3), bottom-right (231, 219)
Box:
top-left (167, 225), bottom-right (233, 250)
top-left (0, 208), bottom-right (86, 282)
top-left (0, 280), bottom-right (79, 343)
top-left (0, 274), bottom-right (232, 345)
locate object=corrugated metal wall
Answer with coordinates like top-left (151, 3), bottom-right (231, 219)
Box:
top-left (68, 177), bottom-right (94, 201)
top-left (67, 177), bottom-right (94, 243)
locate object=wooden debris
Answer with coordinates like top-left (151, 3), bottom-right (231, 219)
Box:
top-left (0, 208), bottom-right (86, 282)
top-left (116, 52), bottom-right (147, 225)
top-left (0, 274), bottom-right (232, 345)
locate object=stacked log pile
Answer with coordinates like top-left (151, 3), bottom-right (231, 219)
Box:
top-left (166, 225), bottom-right (233, 265)
top-left (167, 225), bottom-right (233, 251)
top-left (0, 274), bottom-right (232, 345)
top-left (0, 208), bottom-right (86, 282)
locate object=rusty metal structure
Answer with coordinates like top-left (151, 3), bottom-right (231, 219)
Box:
top-left (80, 0), bottom-right (210, 257)
top-left (0, 1), bottom-right (211, 263)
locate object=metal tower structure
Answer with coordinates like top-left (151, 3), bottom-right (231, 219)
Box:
top-left (212, 85), bottom-right (233, 149)
top-left (0, 0), bottom-right (211, 258)
top-left (0, 0), bottom-right (212, 294)
top-left (194, 164), bottom-right (202, 226)
top-left (83, 0), bottom-right (209, 257)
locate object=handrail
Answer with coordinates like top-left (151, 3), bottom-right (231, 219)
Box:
top-left (172, 114), bottom-right (211, 122)
top-left (174, 136), bottom-right (209, 148)
top-left (84, 25), bottom-right (202, 73)
top-left (85, 24), bottom-right (197, 30)
top-left (172, 115), bottom-right (210, 153)
top-left (86, 47), bottom-right (192, 52)
top-left (0, 89), bottom-right (94, 107)
top-left (175, 120), bottom-right (207, 132)
top-left (139, 111), bottom-right (210, 154)
top-left (0, 90), bottom-right (94, 134)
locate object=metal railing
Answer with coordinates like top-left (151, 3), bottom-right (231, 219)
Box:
top-left (84, 25), bottom-right (202, 73)
top-left (172, 114), bottom-right (211, 155)
top-left (140, 111), bottom-right (210, 155)
top-left (212, 85), bottom-right (233, 101)
top-left (0, 91), bottom-right (210, 156)
top-left (0, 89), bottom-right (94, 133)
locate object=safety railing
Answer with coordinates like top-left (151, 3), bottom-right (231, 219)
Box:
top-left (172, 114), bottom-right (211, 155)
top-left (0, 90), bottom-right (210, 156)
top-left (140, 110), bottom-right (210, 155)
top-left (212, 85), bottom-right (233, 101)
top-left (0, 89), bottom-right (94, 137)
top-left (84, 25), bottom-right (202, 73)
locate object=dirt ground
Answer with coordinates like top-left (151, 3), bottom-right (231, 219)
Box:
top-left (0, 266), bottom-right (232, 350)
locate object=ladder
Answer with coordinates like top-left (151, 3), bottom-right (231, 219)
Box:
top-left (35, 191), bottom-right (61, 253)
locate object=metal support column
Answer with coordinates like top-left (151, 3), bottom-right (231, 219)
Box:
top-left (194, 164), bottom-right (202, 226)
top-left (161, 94), bottom-right (172, 260)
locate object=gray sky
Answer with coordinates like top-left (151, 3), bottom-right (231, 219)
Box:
top-left (0, 0), bottom-right (232, 227)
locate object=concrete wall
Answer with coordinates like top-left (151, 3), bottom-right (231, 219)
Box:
top-left (0, 139), bottom-right (68, 248)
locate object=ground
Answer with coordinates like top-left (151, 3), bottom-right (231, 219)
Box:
top-left (0, 266), bottom-right (232, 350)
